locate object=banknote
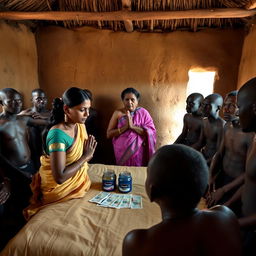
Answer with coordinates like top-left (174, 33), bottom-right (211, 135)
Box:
top-left (89, 192), bottom-right (110, 204)
top-left (131, 195), bottom-right (142, 209)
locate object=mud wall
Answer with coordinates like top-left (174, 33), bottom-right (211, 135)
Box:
top-left (36, 26), bottom-right (244, 163)
top-left (0, 21), bottom-right (39, 109)
top-left (237, 24), bottom-right (256, 89)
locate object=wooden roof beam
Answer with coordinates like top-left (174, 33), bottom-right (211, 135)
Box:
top-left (122, 0), bottom-right (133, 32)
top-left (0, 8), bottom-right (255, 21)
top-left (246, 1), bottom-right (256, 10)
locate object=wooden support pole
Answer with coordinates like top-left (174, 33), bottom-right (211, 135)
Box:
top-left (122, 0), bottom-right (133, 32)
top-left (0, 8), bottom-right (255, 22)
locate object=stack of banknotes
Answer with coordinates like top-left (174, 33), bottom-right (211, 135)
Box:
top-left (89, 191), bottom-right (142, 209)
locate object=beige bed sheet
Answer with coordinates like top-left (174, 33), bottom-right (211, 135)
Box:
top-left (1, 164), bottom-right (162, 256)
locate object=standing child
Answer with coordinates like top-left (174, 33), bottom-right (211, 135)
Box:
top-left (207, 91), bottom-right (253, 210)
top-left (192, 93), bottom-right (225, 165)
top-left (174, 93), bottom-right (204, 146)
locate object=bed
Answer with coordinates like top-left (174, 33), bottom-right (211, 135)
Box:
top-left (1, 164), bottom-right (162, 256)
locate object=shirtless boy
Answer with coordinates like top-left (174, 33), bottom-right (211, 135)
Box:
top-left (192, 93), bottom-right (225, 165)
top-left (207, 91), bottom-right (253, 208)
top-left (174, 93), bottom-right (204, 146)
top-left (236, 77), bottom-right (256, 255)
top-left (122, 144), bottom-right (242, 256)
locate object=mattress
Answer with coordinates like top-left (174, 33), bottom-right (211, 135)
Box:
top-left (1, 164), bottom-right (162, 256)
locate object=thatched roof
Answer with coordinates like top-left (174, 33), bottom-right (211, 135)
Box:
top-left (0, 0), bottom-right (256, 32)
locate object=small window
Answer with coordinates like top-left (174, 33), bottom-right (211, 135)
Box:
top-left (186, 70), bottom-right (216, 97)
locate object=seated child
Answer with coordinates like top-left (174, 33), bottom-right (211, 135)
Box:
top-left (122, 144), bottom-right (242, 256)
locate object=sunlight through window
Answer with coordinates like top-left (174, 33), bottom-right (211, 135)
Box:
top-left (187, 70), bottom-right (216, 97)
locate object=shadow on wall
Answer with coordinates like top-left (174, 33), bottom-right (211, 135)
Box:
top-left (93, 95), bottom-right (117, 165)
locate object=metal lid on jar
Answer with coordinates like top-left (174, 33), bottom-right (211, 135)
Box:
top-left (119, 171), bottom-right (131, 177)
top-left (103, 170), bottom-right (116, 178)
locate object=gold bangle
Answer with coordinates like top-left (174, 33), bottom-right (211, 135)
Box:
top-left (118, 128), bottom-right (121, 134)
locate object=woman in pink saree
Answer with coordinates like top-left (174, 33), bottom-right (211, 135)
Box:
top-left (107, 88), bottom-right (156, 166)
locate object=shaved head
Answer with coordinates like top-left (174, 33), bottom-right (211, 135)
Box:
top-left (205, 93), bottom-right (223, 107)
top-left (238, 77), bottom-right (256, 103)
top-left (31, 88), bottom-right (45, 97)
top-left (0, 88), bottom-right (21, 104)
top-left (238, 77), bottom-right (256, 132)
top-left (0, 88), bottom-right (22, 114)
top-left (146, 144), bottom-right (208, 210)
top-left (187, 93), bottom-right (204, 102)
top-left (186, 93), bottom-right (204, 114)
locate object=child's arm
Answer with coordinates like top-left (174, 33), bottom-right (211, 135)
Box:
top-left (223, 185), bottom-right (243, 207)
top-left (191, 120), bottom-right (205, 150)
top-left (174, 114), bottom-right (188, 144)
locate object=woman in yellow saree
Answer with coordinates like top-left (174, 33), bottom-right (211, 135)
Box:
top-left (24, 87), bottom-right (97, 220)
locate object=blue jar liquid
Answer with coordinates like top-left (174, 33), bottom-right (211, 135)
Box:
top-left (102, 170), bottom-right (116, 192)
top-left (118, 172), bottom-right (132, 193)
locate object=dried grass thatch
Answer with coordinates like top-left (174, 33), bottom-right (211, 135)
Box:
top-left (0, 0), bottom-right (254, 31)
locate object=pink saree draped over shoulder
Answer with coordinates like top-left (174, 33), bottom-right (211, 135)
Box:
top-left (112, 107), bottom-right (156, 166)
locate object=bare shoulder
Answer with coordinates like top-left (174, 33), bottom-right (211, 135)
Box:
top-left (200, 205), bottom-right (239, 229)
top-left (113, 109), bottom-right (125, 119)
top-left (123, 229), bottom-right (148, 256)
top-left (19, 108), bottom-right (32, 114)
top-left (183, 113), bottom-right (190, 121)
top-left (199, 206), bottom-right (242, 256)
top-left (203, 205), bottom-right (236, 219)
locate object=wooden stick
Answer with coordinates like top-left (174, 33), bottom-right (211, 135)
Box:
top-left (246, 1), bottom-right (256, 10)
top-left (0, 8), bottom-right (255, 21)
top-left (122, 0), bottom-right (133, 32)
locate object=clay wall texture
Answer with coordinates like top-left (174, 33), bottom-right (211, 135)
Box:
top-left (237, 25), bottom-right (256, 89)
top-left (36, 26), bottom-right (243, 163)
top-left (0, 22), bottom-right (39, 108)
top-left (0, 23), bottom-right (245, 164)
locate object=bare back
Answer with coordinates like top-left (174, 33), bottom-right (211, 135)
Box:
top-left (123, 206), bottom-right (241, 256)
top-left (0, 115), bottom-right (31, 167)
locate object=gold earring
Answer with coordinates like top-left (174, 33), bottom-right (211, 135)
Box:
top-left (64, 113), bottom-right (68, 123)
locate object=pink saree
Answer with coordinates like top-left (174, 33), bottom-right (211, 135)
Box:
top-left (112, 107), bottom-right (156, 166)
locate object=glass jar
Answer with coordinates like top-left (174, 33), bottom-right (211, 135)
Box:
top-left (118, 172), bottom-right (132, 193)
top-left (102, 170), bottom-right (116, 192)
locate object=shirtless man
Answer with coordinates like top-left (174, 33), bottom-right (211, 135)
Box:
top-left (122, 144), bottom-right (242, 256)
top-left (235, 77), bottom-right (256, 255)
top-left (19, 88), bottom-right (50, 119)
top-left (174, 93), bottom-right (204, 146)
top-left (192, 93), bottom-right (225, 165)
top-left (207, 91), bottom-right (253, 209)
top-left (19, 89), bottom-right (50, 169)
top-left (0, 88), bottom-right (49, 208)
